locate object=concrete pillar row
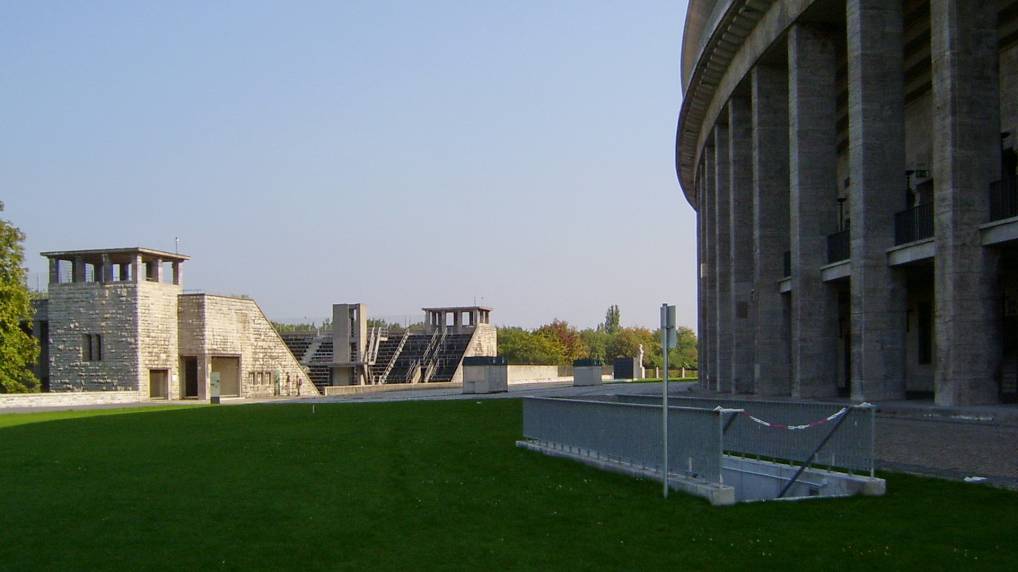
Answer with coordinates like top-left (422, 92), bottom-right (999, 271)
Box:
top-left (696, 165), bottom-right (706, 390)
top-left (846, 0), bottom-right (908, 401)
top-left (751, 63), bottom-right (792, 396)
top-left (728, 95), bottom-right (755, 394)
top-left (130, 255), bottom-right (142, 284)
top-left (714, 125), bottom-right (733, 393)
top-left (704, 149), bottom-right (717, 392)
top-left (100, 254), bottom-right (114, 284)
top-left (931, 0), bottom-right (1002, 405)
top-left (788, 24), bottom-right (840, 399)
top-left (72, 256), bottom-right (85, 283)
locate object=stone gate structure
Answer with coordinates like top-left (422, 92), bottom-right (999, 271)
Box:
top-left (29, 247), bottom-right (317, 401)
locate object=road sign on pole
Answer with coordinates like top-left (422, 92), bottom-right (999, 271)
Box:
top-left (660, 303), bottom-right (675, 498)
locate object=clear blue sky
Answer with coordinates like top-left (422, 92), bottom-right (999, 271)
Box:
top-left (2, 0), bottom-right (695, 330)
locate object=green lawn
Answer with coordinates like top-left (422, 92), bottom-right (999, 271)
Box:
top-left (1, 400), bottom-right (1015, 570)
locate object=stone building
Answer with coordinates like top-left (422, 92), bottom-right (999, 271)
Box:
top-left (678, 0), bottom-right (1018, 405)
top-left (31, 247), bottom-right (317, 400)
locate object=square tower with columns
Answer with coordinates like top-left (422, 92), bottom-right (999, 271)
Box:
top-left (41, 247), bottom-right (187, 396)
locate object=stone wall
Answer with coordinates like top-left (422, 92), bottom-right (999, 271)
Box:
top-left (46, 282), bottom-right (141, 392)
top-left (182, 294), bottom-right (318, 398)
top-left (448, 324), bottom-right (498, 383)
top-left (0, 391), bottom-right (140, 409)
top-left (138, 282), bottom-right (181, 399)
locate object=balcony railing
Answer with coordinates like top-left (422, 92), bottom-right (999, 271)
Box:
top-left (827, 229), bottom-right (850, 263)
top-left (782, 250), bottom-right (791, 278)
top-left (990, 178), bottom-right (1018, 221)
top-left (894, 202), bottom-right (934, 245)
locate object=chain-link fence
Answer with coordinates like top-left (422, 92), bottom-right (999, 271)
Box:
top-left (522, 397), bottom-right (725, 483)
top-left (522, 395), bottom-right (876, 488)
top-left (610, 394), bottom-right (875, 475)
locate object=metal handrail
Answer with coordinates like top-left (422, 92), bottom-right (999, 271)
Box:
top-left (826, 229), bottom-right (850, 263)
top-left (894, 202), bottom-right (934, 245)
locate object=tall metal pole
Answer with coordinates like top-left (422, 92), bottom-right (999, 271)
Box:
top-left (661, 303), bottom-right (669, 498)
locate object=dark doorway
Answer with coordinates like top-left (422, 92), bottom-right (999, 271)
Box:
top-left (182, 357), bottom-right (199, 399)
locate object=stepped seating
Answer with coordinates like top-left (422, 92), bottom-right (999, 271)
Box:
top-left (280, 333), bottom-right (315, 362)
top-left (308, 365), bottom-right (332, 391)
top-left (311, 338), bottom-right (333, 363)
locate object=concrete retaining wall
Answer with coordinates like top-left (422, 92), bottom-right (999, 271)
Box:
top-left (0, 391), bottom-right (140, 409)
top-left (507, 365), bottom-right (570, 382)
top-left (323, 382), bottom-right (460, 396)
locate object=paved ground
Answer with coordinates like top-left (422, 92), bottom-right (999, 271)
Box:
top-left (876, 417), bottom-right (1018, 488)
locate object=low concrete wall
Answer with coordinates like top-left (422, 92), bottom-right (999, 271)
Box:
top-left (0, 390), bottom-right (141, 409)
top-left (323, 382), bottom-right (461, 396)
top-left (507, 365), bottom-right (571, 382)
top-left (573, 366), bottom-right (603, 387)
top-left (463, 364), bottom-right (508, 394)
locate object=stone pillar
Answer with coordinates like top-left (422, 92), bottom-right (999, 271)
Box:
top-left (696, 166), bottom-right (708, 390)
top-left (728, 95), bottom-right (755, 393)
top-left (751, 63), bottom-right (792, 395)
top-left (100, 254), bottom-right (114, 284)
top-left (131, 254), bottom-right (143, 283)
top-left (704, 150), bottom-right (717, 391)
top-left (931, 0), bottom-right (1001, 405)
top-left (788, 24), bottom-right (840, 399)
top-left (714, 125), bottom-right (733, 393)
top-left (152, 258), bottom-right (164, 283)
top-left (847, 0), bottom-right (907, 401)
top-left (48, 258), bottom-right (59, 285)
top-left (72, 256), bottom-right (85, 283)
top-left (172, 261), bottom-right (183, 286)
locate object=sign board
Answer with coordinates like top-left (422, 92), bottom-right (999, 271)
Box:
top-left (210, 371), bottom-right (221, 404)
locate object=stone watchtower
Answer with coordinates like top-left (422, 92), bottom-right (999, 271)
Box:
top-left (41, 247), bottom-right (187, 397)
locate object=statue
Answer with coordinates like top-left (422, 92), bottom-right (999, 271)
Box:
top-left (637, 344), bottom-right (646, 380)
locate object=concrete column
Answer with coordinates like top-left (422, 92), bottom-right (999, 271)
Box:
top-left (696, 165), bottom-right (707, 390)
top-left (704, 150), bottom-right (717, 391)
top-left (72, 256), bottom-right (85, 283)
top-left (172, 261), bottom-right (182, 286)
top-left (48, 258), bottom-right (59, 285)
top-left (847, 0), bottom-right (907, 400)
top-left (931, 0), bottom-right (1001, 405)
top-left (751, 64), bottom-right (792, 396)
top-left (100, 254), bottom-right (114, 284)
top-left (728, 95), bottom-right (755, 393)
top-left (714, 125), bottom-right (732, 393)
top-left (788, 24), bottom-right (840, 399)
top-left (153, 258), bottom-right (164, 283)
top-left (130, 254), bottom-right (142, 283)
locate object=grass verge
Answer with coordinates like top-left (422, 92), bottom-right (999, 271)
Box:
top-left (1, 399), bottom-right (1015, 570)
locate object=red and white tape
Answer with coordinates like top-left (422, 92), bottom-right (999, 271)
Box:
top-left (741, 407), bottom-right (848, 431)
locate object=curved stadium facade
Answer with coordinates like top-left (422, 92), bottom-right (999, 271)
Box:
top-left (677, 0), bottom-right (1018, 405)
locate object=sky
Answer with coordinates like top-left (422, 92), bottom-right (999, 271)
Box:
top-left (2, 0), bottom-right (695, 330)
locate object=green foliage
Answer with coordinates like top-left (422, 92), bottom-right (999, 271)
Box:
top-left (534, 320), bottom-right (586, 363)
top-left (0, 202), bottom-right (40, 393)
top-left (497, 306), bottom-right (697, 369)
top-left (271, 318), bottom-right (331, 333)
top-left (496, 327), bottom-right (569, 365)
top-left (602, 304), bottom-right (621, 334)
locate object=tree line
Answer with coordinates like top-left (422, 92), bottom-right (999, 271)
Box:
top-left (497, 306), bottom-right (697, 369)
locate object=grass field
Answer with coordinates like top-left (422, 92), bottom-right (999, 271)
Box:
top-left (1, 400), bottom-right (1016, 570)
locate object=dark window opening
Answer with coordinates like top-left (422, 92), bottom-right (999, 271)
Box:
top-left (918, 302), bottom-right (932, 365)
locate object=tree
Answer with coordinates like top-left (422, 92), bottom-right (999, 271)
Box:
top-left (497, 327), bottom-right (568, 365)
top-left (603, 304), bottom-right (621, 334)
top-left (578, 328), bottom-right (610, 363)
top-left (534, 320), bottom-right (585, 363)
top-left (0, 202), bottom-right (40, 393)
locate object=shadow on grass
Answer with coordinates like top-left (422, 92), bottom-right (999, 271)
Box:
top-left (0, 400), bottom-right (1015, 570)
